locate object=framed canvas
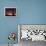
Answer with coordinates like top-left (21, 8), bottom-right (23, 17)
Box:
top-left (4, 7), bottom-right (16, 16)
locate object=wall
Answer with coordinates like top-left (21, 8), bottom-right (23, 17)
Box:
top-left (19, 0), bottom-right (46, 24)
top-left (0, 0), bottom-right (46, 44)
top-left (0, 0), bottom-right (19, 44)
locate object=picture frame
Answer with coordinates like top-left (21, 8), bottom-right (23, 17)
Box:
top-left (4, 7), bottom-right (16, 16)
